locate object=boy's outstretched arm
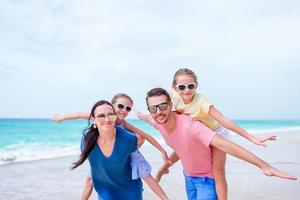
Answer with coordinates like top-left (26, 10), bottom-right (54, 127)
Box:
top-left (209, 106), bottom-right (276, 146)
top-left (124, 121), bottom-right (170, 164)
top-left (211, 135), bottom-right (297, 180)
top-left (52, 112), bottom-right (90, 123)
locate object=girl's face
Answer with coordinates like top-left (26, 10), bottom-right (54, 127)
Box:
top-left (93, 104), bottom-right (117, 132)
top-left (113, 97), bottom-right (133, 121)
top-left (173, 74), bottom-right (197, 103)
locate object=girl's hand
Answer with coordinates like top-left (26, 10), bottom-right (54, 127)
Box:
top-left (134, 109), bottom-right (146, 120)
top-left (252, 135), bottom-right (277, 147)
top-left (52, 114), bottom-right (64, 123)
top-left (155, 164), bottom-right (170, 182)
top-left (161, 151), bottom-right (172, 166)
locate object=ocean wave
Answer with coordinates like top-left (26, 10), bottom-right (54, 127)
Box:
top-left (0, 144), bottom-right (80, 166)
top-left (0, 136), bottom-right (167, 166)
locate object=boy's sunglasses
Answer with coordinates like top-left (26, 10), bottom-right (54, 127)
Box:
top-left (96, 113), bottom-right (118, 122)
top-left (148, 102), bottom-right (169, 113)
top-left (176, 83), bottom-right (196, 91)
top-left (117, 103), bottom-right (132, 112)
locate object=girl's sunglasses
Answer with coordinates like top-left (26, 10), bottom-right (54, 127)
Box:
top-left (117, 103), bottom-right (132, 112)
top-left (96, 113), bottom-right (118, 122)
top-left (176, 83), bottom-right (196, 91)
top-left (148, 102), bottom-right (169, 113)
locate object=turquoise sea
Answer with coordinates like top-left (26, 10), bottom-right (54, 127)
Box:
top-left (1, 119), bottom-right (300, 166)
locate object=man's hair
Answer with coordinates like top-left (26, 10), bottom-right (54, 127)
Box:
top-left (146, 87), bottom-right (171, 106)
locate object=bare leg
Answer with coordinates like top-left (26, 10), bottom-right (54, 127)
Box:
top-left (80, 177), bottom-right (93, 200)
top-left (143, 176), bottom-right (169, 200)
top-left (155, 163), bottom-right (170, 182)
top-left (212, 147), bottom-right (228, 200)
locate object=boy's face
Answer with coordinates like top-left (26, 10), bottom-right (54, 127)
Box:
top-left (147, 95), bottom-right (172, 124)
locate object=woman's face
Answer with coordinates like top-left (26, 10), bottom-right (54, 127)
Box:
top-left (93, 104), bottom-right (117, 131)
top-left (113, 97), bottom-right (133, 121)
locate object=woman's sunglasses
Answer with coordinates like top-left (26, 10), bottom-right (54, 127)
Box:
top-left (148, 102), bottom-right (169, 113)
top-left (96, 113), bottom-right (118, 122)
top-left (117, 103), bottom-right (132, 112)
top-left (176, 83), bottom-right (196, 91)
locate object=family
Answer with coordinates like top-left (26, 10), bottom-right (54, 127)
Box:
top-left (53, 68), bottom-right (297, 200)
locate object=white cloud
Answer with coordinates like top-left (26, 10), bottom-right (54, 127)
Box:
top-left (0, 0), bottom-right (299, 119)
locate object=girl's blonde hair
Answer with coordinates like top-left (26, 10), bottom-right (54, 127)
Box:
top-left (111, 93), bottom-right (133, 105)
top-left (172, 68), bottom-right (198, 85)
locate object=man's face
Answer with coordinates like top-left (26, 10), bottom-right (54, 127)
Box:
top-left (147, 95), bottom-right (172, 124)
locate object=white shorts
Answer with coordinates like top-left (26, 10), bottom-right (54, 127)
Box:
top-left (214, 125), bottom-right (230, 140)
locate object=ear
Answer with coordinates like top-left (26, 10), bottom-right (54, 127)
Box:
top-left (172, 84), bottom-right (179, 92)
top-left (195, 82), bottom-right (198, 89)
top-left (169, 101), bottom-right (173, 110)
top-left (90, 116), bottom-right (96, 125)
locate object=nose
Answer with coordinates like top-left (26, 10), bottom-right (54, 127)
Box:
top-left (104, 116), bottom-right (109, 121)
top-left (156, 108), bottom-right (163, 114)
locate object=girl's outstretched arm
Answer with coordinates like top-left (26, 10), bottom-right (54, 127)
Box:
top-left (52, 112), bottom-right (90, 123)
top-left (209, 106), bottom-right (276, 146)
top-left (134, 109), bottom-right (155, 125)
top-left (124, 121), bottom-right (170, 164)
top-left (211, 135), bottom-right (297, 180)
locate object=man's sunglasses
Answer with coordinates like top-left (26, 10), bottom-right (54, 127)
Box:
top-left (117, 103), bottom-right (132, 112)
top-left (176, 83), bottom-right (196, 91)
top-left (96, 113), bottom-right (118, 122)
top-left (148, 102), bottom-right (169, 113)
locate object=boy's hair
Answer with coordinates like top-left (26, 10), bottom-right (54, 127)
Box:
top-left (172, 68), bottom-right (198, 85)
top-left (111, 93), bottom-right (133, 105)
top-left (146, 87), bottom-right (171, 106)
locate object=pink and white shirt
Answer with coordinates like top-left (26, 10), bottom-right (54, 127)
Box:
top-left (152, 113), bottom-right (217, 178)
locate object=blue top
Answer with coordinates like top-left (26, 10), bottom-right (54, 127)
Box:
top-left (85, 126), bottom-right (143, 200)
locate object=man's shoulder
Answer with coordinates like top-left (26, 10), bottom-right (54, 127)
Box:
top-left (175, 112), bottom-right (206, 129)
top-left (175, 112), bottom-right (194, 122)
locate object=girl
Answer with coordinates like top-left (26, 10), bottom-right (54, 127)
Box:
top-left (137, 68), bottom-right (276, 200)
top-left (53, 93), bottom-right (170, 200)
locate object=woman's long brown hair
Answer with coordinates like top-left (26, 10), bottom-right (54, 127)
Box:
top-left (71, 100), bottom-right (115, 170)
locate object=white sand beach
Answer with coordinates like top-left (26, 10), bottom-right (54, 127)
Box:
top-left (0, 129), bottom-right (299, 200)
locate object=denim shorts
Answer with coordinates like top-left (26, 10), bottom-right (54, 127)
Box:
top-left (184, 174), bottom-right (217, 200)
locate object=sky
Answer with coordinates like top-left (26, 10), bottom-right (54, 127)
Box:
top-left (0, 0), bottom-right (299, 119)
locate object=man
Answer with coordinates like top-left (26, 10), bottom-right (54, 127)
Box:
top-left (142, 87), bottom-right (296, 200)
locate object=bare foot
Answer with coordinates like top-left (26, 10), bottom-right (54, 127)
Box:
top-left (262, 165), bottom-right (297, 180)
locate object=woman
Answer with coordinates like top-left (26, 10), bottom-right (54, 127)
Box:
top-left (53, 93), bottom-right (169, 200)
top-left (72, 100), bottom-right (143, 200)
